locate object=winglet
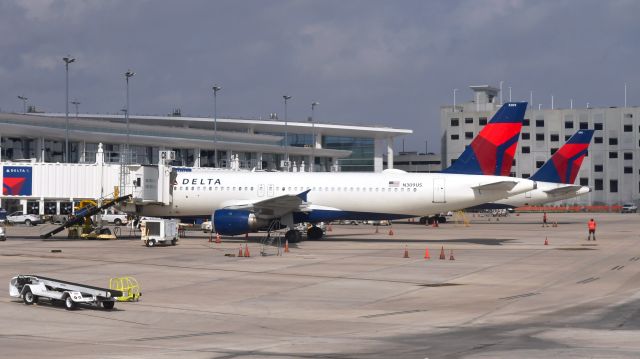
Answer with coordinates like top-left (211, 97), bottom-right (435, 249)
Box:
top-left (530, 129), bottom-right (595, 184)
top-left (443, 102), bottom-right (527, 176)
top-left (297, 189), bottom-right (311, 202)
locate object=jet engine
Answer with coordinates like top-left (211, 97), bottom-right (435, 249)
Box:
top-left (213, 210), bottom-right (262, 235)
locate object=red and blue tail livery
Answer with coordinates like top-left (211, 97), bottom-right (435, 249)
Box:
top-left (530, 129), bottom-right (595, 184)
top-left (443, 102), bottom-right (527, 176)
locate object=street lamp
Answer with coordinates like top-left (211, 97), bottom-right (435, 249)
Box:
top-left (212, 85), bottom-right (221, 168)
top-left (310, 101), bottom-right (319, 172)
top-left (453, 88), bottom-right (458, 110)
top-left (125, 70), bottom-right (135, 163)
top-left (283, 95), bottom-right (292, 167)
top-left (508, 86), bottom-right (512, 102)
top-left (63, 55), bottom-right (75, 162)
top-left (499, 81), bottom-right (503, 104)
top-left (17, 95), bottom-right (28, 113)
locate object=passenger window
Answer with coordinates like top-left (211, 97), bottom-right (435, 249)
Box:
top-left (209, 187), bottom-right (212, 191)
top-left (191, 187), bottom-right (195, 191)
top-left (413, 188), bottom-right (417, 192)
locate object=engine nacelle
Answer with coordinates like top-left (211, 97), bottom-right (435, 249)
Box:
top-left (213, 210), bottom-right (260, 235)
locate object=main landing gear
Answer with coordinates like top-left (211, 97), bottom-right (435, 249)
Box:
top-left (285, 229), bottom-right (302, 243)
top-left (306, 226), bottom-right (323, 240)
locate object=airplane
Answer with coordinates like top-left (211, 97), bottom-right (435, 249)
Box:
top-left (135, 102), bottom-right (537, 242)
top-left (491, 129), bottom-right (595, 208)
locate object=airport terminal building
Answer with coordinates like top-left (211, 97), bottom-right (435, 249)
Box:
top-left (442, 86), bottom-right (640, 205)
top-left (0, 111), bottom-right (411, 214)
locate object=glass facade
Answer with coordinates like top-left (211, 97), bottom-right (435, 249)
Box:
top-left (323, 136), bottom-right (374, 172)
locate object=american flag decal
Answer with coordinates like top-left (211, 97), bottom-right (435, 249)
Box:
top-left (388, 181), bottom-right (400, 187)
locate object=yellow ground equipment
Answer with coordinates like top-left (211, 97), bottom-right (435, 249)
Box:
top-left (109, 276), bottom-right (141, 302)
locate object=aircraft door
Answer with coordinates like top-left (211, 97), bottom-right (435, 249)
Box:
top-left (433, 178), bottom-right (446, 203)
top-left (258, 184), bottom-right (265, 197)
top-left (267, 184), bottom-right (274, 197)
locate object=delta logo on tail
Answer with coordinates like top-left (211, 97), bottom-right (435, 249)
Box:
top-left (530, 129), bottom-right (595, 184)
top-left (443, 102), bottom-right (527, 176)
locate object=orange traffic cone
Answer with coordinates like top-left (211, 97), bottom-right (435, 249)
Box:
top-left (215, 233), bottom-right (221, 244)
top-left (439, 246), bottom-right (446, 260)
top-left (244, 243), bottom-right (250, 257)
top-left (238, 244), bottom-right (244, 257)
top-left (432, 219), bottom-right (439, 228)
top-left (284, 240), bottom-right (290, 253)
top-left (449, 249), bottom-right (455, 261)
top-left (388, 227), bottom-right (394, 236)
top-left (544, 237), bottom-right (549, 245)
top-left (403, 245), bottom-right (409, 258)
top-left (424, 247), bottom-right (430, 260)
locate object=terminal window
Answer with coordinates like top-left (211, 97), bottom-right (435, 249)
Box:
top-left (625, 152), bottom-right (633, 160)
top-left (451, 134), bottom-right (459, 140)
top-left (465, 132), bottom-right (473, 139)
top-left (580, 178), bottom-right (588, 186)
top-left (523, 119), bottom-right (530, 126)
top-left (565, 135), bottom-right (571, 141)
top-left (579, 122), bottom-right (589, 129)
top-left (624, 124), bottom-right (633, 132)
top-left (595, 137), bottom-right (603, 144)
top-left (479, 117), bottom-right (487, 125)
top-left (564, 121), bottom-right (574, 129)
top-left (521, 133), bottom-right (530, 140)
top-left (522, 173), bottom-right (530, 178)
top-left (536, 161), bottom-right (544, 168)
top-left (595, 179), bottom-right (603, 191)
top-left (610, 180), bottom-right (618, 193)
top-left (594, 164), bottom-right (603, 172)
top-left (609, 152), bottom-right (618, 159)
top-left (609, 138), bottom-right (618, 146)
top-left (624, 166), bottom-right (633, 174)
top-left (535, 119), bottom-right (545, 127)
top-left (522, 146), bottom-right (530, 153)
top-left (464, 117), bottom-right (473, 124)
top-left (550, 148), bottom-right (558, 155)
top-left (536, 133), bottom-right (545, 141)
top-left (550, 134), bottom-right (559, 142)
top-left (451, 118), bottom-right (459, 126)
top-left (594, 123), bottom-right (603, 130)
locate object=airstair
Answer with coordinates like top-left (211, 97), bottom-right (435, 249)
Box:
top-left (39, 195), bottom-right (132, 239)
top-left (260, 220), bottom-right (283, 256)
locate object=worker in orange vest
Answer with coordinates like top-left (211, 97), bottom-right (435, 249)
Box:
top-left (542, 212), bottom-right (548, 227)
top-left (587, 218), bottom-right (597, 241)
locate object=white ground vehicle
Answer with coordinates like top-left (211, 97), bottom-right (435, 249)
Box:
top-left (621, 203), bottom-right (638, 213)
top-left (140, 218), bottom-right (179, 247)
top-left (201, 220), bottom-right (212, 233)
top-left (101, 210), bottom-right (128, 225)
top-left (7, 211), bottom-right (41, 226)
top-left (0, 226), bottom-right (5, 241)
top-left (9, 275), bottom-right (122, 310)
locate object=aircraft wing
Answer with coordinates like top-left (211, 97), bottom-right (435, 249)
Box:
top-left (220, 190), bottom-right (311, 218)
top-left (472, 181), bottom-right (518, 191)
top-left (543, 185), bottom-right (583, 197)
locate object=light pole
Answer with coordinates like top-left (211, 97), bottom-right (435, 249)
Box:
top-left (499, 81), bottom-right (504, 104)
top-left (125, 70), bottom-right (135, 163)
top-left (508, 86), bottom-right (512, 102)
top-left (212, 85), bottom-right (221, 167)
top-left (310, 101), bottom-right (319, 172)
top-left (283, 95), bottom-right (292, 167)
top-left (17, 96), bottom-right (27, 113)
top-left (63, 55), bottom-right (75, 162)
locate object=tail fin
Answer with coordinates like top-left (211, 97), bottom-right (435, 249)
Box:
top-left (530, 129), bottom-right (594, 184)
top-left (443, 102), bottom-right (527, 176)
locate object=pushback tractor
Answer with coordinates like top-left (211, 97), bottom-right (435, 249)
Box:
top-left (9, 275), bottom-right (123, 310)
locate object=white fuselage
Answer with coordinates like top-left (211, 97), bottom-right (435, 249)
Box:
top-left (494, 181), bottom-right (590, 208)
top-left (138, 171), bottom-right (536, 219)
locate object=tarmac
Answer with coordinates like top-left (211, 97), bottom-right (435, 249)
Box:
top-left (1, 212), bottom-right (639, 358)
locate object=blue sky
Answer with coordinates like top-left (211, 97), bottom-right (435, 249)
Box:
top-left (1, 0), bottom-right (638, 153)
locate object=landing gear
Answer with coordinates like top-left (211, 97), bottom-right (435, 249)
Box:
top-left (285, 229), bottom-right (302, 243)
top-left (307, 226), bottom-right (324, 240)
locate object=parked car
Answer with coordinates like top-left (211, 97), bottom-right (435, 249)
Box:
top-left (621, 203), bottom-right (638, 213)
top-left (7, 212), bottom-right (41, 226)
top-left (101, 210), bottom-right (129, 225)
top-left (370, 220), bottom-right (391, 226)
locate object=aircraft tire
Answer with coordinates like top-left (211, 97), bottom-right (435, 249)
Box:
top-left (285, 230), bottom-right (302, 243)
top-left (307, 226), bottom-right (324, 240)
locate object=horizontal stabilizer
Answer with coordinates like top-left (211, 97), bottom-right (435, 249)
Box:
top-left (543, 185), bottom-right (584, 196)
top-left (472, 180), bottom-right (518, 191)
